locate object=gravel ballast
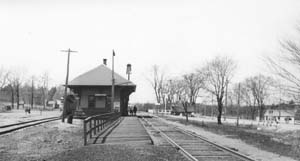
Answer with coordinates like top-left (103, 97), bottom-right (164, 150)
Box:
top-left (0, 118), bottom-right (189, 161)
top-left (46, 144), bottom-right (188, 161)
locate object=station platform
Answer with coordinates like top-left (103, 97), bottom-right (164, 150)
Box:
top-left (98, 116), bottom-right (152, 145)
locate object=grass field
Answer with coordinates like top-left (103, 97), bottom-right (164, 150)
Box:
top-left (162, 115), bottom-right (300, 160)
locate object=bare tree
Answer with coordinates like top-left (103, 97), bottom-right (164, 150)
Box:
top-left (173, 79), bottom-right (186, 103)
top-left (230, 81), bottom-right (258, 120)
top-left (7, 77), bottom-right (21, 109)
top-left (183, 73), bottom-right (205, 106)
top-left (39, 72), bottom-right (49, 109)
top-left (164, 78), bottom-right (190, 121)
top-left (164, 79), bottom-right (176, 105)
top-left (245, 75), bottom-right (273, 121)
top-left (177, 89), bottom-right (190, 122)
top-left (20, 81), bottom-right (31, 106)
top-left (53, 85), bottom-right (64, 100)
top-left (164, 78), bottom-right (190, 105)
top-left (160, 81), bottom-right (169, 110)
top-left (0, 67), bottom-right (9, 90)
top-left (19, 76), bottom-right (37, 109)
top-left (7, 80), bottom-right (16, 109)
top-left (202, 56), bottom-right (236, 124)
top-left (266, 24), bottom-right (300, 101)
top-left (240, 81), bottom-right (257, 120)
top-left (148, 65), bottom-right (165, 105)
top-left (182, 72), bottom-right (205, 121)
top-left (48, 87), bottom-right (57, 101)
top-left (7, 69), bottom-right (25, 109)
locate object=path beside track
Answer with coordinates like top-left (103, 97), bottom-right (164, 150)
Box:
top-left (96, 116), bottom-right (153, 145)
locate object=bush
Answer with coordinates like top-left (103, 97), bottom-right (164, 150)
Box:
top-left (291, 134), bottom-right (300, 158)
top-left (5, 105), bottom-right (11, 111)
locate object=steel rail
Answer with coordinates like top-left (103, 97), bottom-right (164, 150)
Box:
top-left (176, 127), bottom-right (256, 161)
top-left (0, 117), bottom-right (61, 135)
top-left (142, 116), bottom-right (256, 161)
top-left (141, 117), bottom-right (198, 161)
top-left (137, 117), bottom-right (155, 145)
top-left (0, 117), bottom-right (60, 128)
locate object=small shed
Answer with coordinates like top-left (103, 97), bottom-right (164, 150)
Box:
top-left (67, 64), bottom-right (136, 116)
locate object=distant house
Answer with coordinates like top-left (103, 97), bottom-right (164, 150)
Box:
top-left (53, 99), bottom-right (63, 109)
top-left (264, 109), bottom-right (295, 123)
top-left (67, 62), bottom-right (136, 116)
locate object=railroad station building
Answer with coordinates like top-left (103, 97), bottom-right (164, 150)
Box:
top-left (67, 63), bottom-right (136, 116)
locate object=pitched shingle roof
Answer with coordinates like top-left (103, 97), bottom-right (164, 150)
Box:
top-left (68, 65), bottom-right (136, 87)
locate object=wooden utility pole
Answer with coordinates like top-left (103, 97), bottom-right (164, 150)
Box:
top-left (224, 81), bottom-right (228, 121)
top-left (111, 50), bottom-right (115, 111)
top-left (237, 83), bottom-right (241, 126)
top-left (31, 77), bottom-right (34, 109)
top-left (211, 93), bottom-right (214, 119)
top-left (61, 48), bottom-right (77, 122)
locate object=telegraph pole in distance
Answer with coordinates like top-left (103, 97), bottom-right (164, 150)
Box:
top-left (211, 93), bottom-right (214, 119)
top-left (31, 76), bottom-right (34, 109)
top-left (111, 50), bottom-right (115, 111)
top-left (61, 48), bottom-right (77, 122)
top-left (236, 83), bottom-right (241, 126)
top-left (224, 80), bottom-right (228, 121)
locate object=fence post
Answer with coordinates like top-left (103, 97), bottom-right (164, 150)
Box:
top-left (83, 113), bottom-right (120, 146)
top-left (89, 119), bottom-right (92, 138)
top-left (103, 119), bottom-right (105, 128)
top-left (84, 121), bottom-right (87, 146)
top-left (97, 120), bottom-right (100, 132)
top-left (94, 119), bottom-right (96, 135)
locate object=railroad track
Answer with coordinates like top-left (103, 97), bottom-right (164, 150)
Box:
top-left (140, 116), bottom-right (256, 161)
top-left (0, 116), bottom-right (61, 135)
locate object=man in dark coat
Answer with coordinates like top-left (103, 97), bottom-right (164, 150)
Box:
top-left (64, 94), bottom-right (77, 124)
top-left (133, 105), bottom-right (137, 116)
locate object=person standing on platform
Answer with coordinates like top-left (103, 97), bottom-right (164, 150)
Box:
top-left (133, 105), bottom-right (137, 116)
top-left (129, 107), bottom-right (133, 116)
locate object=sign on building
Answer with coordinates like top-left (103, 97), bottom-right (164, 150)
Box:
top-left (114, 101), bottom-right (120, 112)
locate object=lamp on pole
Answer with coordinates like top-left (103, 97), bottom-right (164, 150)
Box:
top-left (224, 79), bottom-right (229, 121)
top-left (111, 50), bottom-right (115, 111)
top-left (164, 94), bottom-right (168, 114)
top-left (126, 64), bottom-right (132, 81)
top-left (211, 93), bottom-right (214, 119)
top-left (237, 83), bottom-right (241, 126)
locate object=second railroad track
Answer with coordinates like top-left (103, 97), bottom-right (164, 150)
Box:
top-left (0, 116), bottom-right (61, 135)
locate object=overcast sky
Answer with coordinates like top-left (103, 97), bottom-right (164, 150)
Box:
top-left (1, 0), bottom-right (300, 103)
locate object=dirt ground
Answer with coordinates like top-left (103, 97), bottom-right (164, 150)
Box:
top-left (0, 120), bottom-right (84, 161)
top-left (161, 115), bottom-right (300, 161)
top-left (0, 118), bottom-right (187, 161)
top-left (2, 110), bottom-right (299, 161)
top-left (45, 144), bottom-right (188, 161)
top-left (0, 109), bottom-right (61, 126)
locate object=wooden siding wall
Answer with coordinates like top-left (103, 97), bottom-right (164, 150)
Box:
top-left (79, 87), bottom-right (120, 109)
